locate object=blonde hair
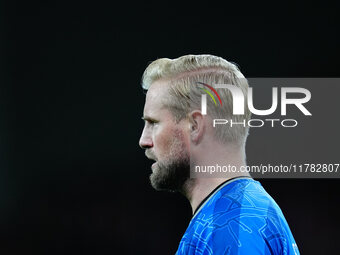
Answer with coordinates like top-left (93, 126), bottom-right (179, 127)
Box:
top-left (142, 54), bottom-right (251, 145)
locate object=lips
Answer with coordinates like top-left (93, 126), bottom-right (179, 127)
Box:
top-left (145, 151), bottom-right (157, 162)
top-left (147, 156), bottom-right (156, 162)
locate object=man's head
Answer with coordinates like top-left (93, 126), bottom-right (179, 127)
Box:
top-left (139, 54), bottom-right (251, 192)
top-left (139, 79), bottom-right (191, 192)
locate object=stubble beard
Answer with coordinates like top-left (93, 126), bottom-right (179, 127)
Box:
top-left (149, 133), bottom-right (190, 193)
top-left (150, 154), bottom-right (190, 193)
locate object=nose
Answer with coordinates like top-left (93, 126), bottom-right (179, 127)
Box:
top-left (139, 127), bottom-right (153, 149)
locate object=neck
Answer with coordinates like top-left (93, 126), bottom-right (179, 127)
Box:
top-left (181, 178), bottom-right (227, 214)
top-left (182, 144), bottom-right (250, 214)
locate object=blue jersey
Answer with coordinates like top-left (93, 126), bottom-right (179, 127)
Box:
top-left (176, 177), bottom-right (300, 255)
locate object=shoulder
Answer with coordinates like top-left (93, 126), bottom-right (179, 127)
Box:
top-left (176, 179), bottom-right (299, 255)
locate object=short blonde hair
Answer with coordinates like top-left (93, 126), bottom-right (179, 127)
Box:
top-left (142, 54), bottom-right (251, 145)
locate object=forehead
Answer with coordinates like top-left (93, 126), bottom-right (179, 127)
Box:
top-left (144, 79), bottom-right (170, 114)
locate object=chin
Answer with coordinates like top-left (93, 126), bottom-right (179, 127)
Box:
top-left (149, 158), bottom-right (190, 193)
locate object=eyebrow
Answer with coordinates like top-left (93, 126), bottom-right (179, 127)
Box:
top-left (141, 116), bottom-right (158, 122)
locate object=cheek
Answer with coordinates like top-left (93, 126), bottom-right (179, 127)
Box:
top-left (155, 127), bottom-right (189, 160)
top-left (153, 125), bottom-right (176, 156)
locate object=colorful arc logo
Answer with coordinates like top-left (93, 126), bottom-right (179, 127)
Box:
top-left (197, 82), bottom-right (223, 106)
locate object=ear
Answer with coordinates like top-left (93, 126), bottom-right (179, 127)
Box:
top-left (189, 110), bottom-right (205, 144)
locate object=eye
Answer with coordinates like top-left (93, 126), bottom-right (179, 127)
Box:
top-left (147, 120), bottom-right (158, 126)
top-left (142, 117), bottom-right (159, 127)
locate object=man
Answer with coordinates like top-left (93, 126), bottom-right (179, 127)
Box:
top-left (139, 54), bottom-right (300, 254)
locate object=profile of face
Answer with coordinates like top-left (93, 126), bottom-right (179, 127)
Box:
top-left (139, 80), bottom-right (190, 192)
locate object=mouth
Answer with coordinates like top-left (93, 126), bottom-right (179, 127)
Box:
top-left (145, 151), bottom-right (157, 162)
top-left (147, 156), bottom-right (157, 164)
top-left (145, 151), bottom-right (158, 170)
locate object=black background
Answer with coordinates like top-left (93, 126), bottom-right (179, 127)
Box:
top-left (1, 1), bottom-right (339, 254)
